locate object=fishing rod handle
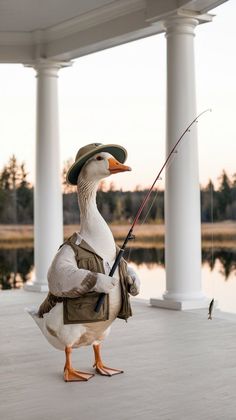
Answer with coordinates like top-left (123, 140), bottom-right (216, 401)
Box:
top-left (94, 249), bottom-right (125, 313)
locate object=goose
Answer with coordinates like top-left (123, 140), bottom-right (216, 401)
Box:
top-left (28, 143), bottom-right (140, 382)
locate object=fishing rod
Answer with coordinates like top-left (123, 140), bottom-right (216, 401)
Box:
top-left (94, 109), bottom-right (211, 313)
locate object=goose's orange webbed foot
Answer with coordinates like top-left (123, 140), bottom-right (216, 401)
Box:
top-left (93, 344), bottom-right (123, 377)
top-left (64, 367), bottom-right (94, 382)
top-left (64, 346), bottom-right (94, 382)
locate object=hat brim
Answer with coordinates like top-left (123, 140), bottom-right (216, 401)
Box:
top-left (66, 144), bottom-right (128, 185)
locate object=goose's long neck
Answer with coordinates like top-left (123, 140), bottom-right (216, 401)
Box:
top-left (78, 179), bottom-right (116, 261)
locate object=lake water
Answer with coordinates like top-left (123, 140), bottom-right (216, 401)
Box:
top-left (1, 246), bottom-right (236, 314)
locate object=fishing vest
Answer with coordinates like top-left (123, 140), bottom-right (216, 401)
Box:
top-left (38, 233), bottom-right (132, 324)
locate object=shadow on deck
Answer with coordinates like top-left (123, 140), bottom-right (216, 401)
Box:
top-left (1, 290), bottom-right (236, 420)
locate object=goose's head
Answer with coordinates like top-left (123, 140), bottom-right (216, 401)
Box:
top-left (66, 143), bottom-right (131, 186)
top-left (79, 152), bottom-right (131, 183)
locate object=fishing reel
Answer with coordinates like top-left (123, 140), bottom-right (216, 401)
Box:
top-left (128, 233), bottom-right (135, 240)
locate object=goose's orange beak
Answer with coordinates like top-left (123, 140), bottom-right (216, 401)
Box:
top-left (108, 157), bottom-right (131, 174)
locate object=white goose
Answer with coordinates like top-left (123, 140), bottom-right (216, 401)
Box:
top-left (28, 143), bottom-right (140, 382)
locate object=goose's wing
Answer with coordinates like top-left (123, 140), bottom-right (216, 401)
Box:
top-left (26, 305), bottom-right (65, 351)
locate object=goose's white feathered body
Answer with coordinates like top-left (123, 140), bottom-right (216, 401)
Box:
top-left (33, 283), bottom-right (121, 351)
top-left (29, 153), bottom-right (123, 350)
top-left (32, 241), bottom-right (121, 351)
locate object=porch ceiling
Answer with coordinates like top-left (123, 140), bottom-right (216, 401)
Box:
top-left (0, 0), bottom-right (228, 63)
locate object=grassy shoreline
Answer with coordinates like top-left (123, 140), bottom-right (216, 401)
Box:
top-left (0, 222), bottom-right (236, 249)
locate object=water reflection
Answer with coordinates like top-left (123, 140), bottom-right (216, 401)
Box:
top-left (202, 248), bottom-right (236, 280)
top-left (0, 246), bottom-right (236, 290)
top-left (124, 247), bottom-right (236, 280)
top-left (0, 248), bottom-right (34, 290)
top-left (123, 248), bottom-right (165, 268)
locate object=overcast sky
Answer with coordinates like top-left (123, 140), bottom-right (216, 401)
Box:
top-left (0, 0), bottom-right (235, 191)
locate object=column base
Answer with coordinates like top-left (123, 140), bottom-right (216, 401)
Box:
top-left (150, 297), bottom-right (209, 310)
top-left (24, 281), bottom-right (48, 293)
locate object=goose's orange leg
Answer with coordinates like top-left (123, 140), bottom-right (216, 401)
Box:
top-left (93, 344), bottom-right (123, 376)
top-left (64, 346), bottom-right (94, 382)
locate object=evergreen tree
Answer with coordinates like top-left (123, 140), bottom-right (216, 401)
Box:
top-left (218, 171), bottom-right (232, 220)
top-left (0, 156), bottom-right (33, 224)
top-left (231, 173), bottom-right (236, 203)
top-left (201, 179), bottom-right (216, 222)
top-left (8, 155), bottom-right (21, 189)
top-left (0, 166), bottom-right (11, 190)
top-left (19, 163), bottom-right (29, 188)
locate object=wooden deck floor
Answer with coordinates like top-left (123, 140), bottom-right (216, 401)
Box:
top-left (1, 290), bottom-right (236, 420)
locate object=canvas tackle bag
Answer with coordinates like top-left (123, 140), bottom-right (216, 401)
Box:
top-left (63, 291), bottom-right (109, 324)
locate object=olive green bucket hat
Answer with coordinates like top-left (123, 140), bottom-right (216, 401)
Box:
top-left (66, 142), bottom-right (128, 185)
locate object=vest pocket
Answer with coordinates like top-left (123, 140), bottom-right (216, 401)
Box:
top-left (63, 292), bottom-right (109, 324)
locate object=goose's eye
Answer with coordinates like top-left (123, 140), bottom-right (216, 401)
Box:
top-left (96, 156), bottom-right (103, 161)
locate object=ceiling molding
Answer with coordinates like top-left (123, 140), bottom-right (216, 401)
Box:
top-left (177, 0), bottom-right (228, 13)
top-left (44, 0), bottom-right (146, 42)
top-left (147, 8), bottom-right (213, 24)
top-left (45, 8), bottom-right (159, 60)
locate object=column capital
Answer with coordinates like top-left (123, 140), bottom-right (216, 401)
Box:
top-left (24, 59), bottom-right (72, 77)
top-left (164, 16), bottom-right (199, 37)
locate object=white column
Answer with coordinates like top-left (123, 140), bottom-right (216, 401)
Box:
top-left (150, 17), bottom-right (208, 310)
top-left (25, 60), bottom-right (71, 292)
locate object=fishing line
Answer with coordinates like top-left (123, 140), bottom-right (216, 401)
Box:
top-left (121, 116), bottom-right (205, 275)
top-left (133, 125), bottom-right (193, 234)
top-left (125, 188), bottom-right (160, 264)
top-left (131, 129), bottom-right (191, 255)
top-left (127, 127), bottom-right (193, 263)
top-left (140, 188), bottom-right (160, 226)
top-left (208, 180), bottom-right (215, 319)
top-left (210, 181), bottom-right (215, 270)
top-left (122, 129), bottom-right (195, 275)
top-left (165, 123), bottom-right (194, 168)
top-left (95, 109), bottom-right (211, 313)
top-left (126, 138), bottom-right (184, 263)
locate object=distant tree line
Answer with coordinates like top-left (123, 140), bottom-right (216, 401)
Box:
top-left (200, 172), bottom-right (236, 222)
top-left (0, 155), bottom-right (235, 224)
top-left (0, 155), bottom-right (33, 224)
